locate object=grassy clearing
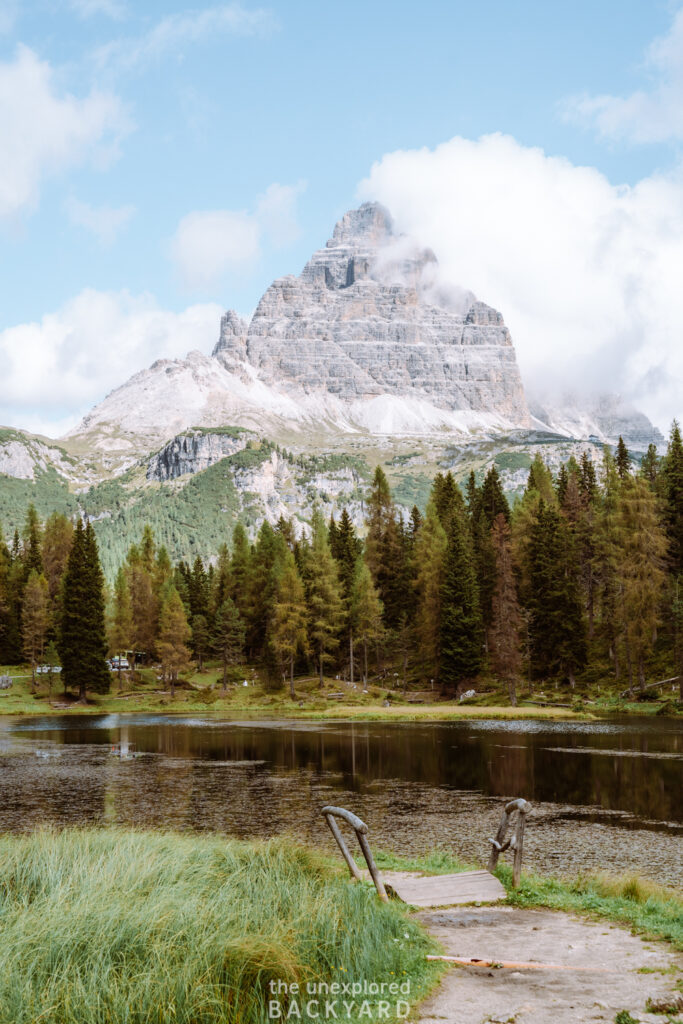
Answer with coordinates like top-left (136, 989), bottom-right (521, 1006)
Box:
top-left (0, 828), bottom-right (441, 1024)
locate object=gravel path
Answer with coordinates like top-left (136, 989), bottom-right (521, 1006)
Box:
top-left (415, 906), bottom-right (682, 1024)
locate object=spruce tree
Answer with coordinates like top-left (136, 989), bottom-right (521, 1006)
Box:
top-left (640, 443), bottom-right (659, 486)
top-left (59, 520), bottom-right (109, 700)
top-left (439, 509), bottom-right (483, 687)
top-left (479, 465), bottom-right (510, 525)
top-left (662, 420), bottom-right (683, 575)
top-left (214, 598), bottom-right (245, 692)
top-left (615, 436), bottom-right (631, 479)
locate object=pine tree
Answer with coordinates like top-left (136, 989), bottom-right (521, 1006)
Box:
top-left (432, 472), bottom-right (466, 533)
top-left (158, 586), bottom-right (191, 698)
top-left (108, 566), bottom-right (133, 690)
top-left (350, 560), bottom-right (383, 686)
top-left (214, 598), bottom-right (246, 692)
top-left (22, 570), bottom-right (49, 689)
top-left (490, 515), bottom-right (523, 705)
top-left (22, 504), bottom-right (43, 575)
top-left (59, 520), bottom-right (109, 700)
top-left (230, 522), bottom-right (252, 619)
top-left (304, 510), bottom-right (343, 686)
top-left (465, 470), bottom-right (480, 517)
top-left (439, 509), bottom-right (483, 687)
top-left (270, 552), bottom-right (308, 697)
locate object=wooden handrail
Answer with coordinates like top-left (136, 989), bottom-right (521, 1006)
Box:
top-left (487, 798), bottom-right (532, 887)
top-left (321, 805), bottom-right (388, 902)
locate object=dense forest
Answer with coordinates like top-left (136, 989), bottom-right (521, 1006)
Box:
top-left (1, 423), bottom-right (682, 703)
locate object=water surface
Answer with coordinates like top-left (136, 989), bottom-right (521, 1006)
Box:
top-left (1, 714), bottom-right (681, 885)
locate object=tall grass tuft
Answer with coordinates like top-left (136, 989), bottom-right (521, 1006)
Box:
top-left (0, 828), bottom-right (439, 1024)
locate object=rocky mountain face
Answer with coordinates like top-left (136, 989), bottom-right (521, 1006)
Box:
top-left (531, 394), bottom-right (664, 450)
top-left (63, 202), bottom-right (531, 462)
top-left (146, 429), bottom-right (257, 482)
top-left (214, 202), bottom-right (530, 424)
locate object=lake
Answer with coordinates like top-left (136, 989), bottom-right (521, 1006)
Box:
top-left (1, 714), bottom-right (681, 886)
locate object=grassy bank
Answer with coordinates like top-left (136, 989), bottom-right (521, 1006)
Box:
top-left (0, 828), bottom-right (441, 1024)
top-left (373, 849), bottom-right (683, 950)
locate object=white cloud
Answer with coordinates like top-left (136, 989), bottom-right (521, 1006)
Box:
top-left (358, 133), bottom-right (683, 432)
top-left (565, 7), bottom-right (683, 143)
top-left (170, 180), bottom-right (305, 290)
top-left (0, 46), bottom-right (130, 220)
top-left (0, 290), bottom-right (222, 436)
top-left (69, 0), bottom-right (126, 18)
top-left (65, 196), bottom-right (135, 244)
top-left (93, 3), bottom-right (276, 75)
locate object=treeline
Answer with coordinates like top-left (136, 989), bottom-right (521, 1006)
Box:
top-left (1, 425), bottom-right (682, 702)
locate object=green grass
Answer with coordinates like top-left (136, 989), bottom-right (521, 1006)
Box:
top-left (497, 865), bottom-right (683, 950)
top-left (0, 828), bottom-right (441, 1024)
top-left (370, 849), bottom-right (683, 950)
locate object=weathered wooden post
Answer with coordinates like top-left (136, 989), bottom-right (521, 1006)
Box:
top-left (321, 805), bottom-right (389, 902)
top-left (487, 798), bottom-right (531, 886)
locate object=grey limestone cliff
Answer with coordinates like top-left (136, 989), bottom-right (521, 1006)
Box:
top-left (213, 202), bottom-right (530, 424)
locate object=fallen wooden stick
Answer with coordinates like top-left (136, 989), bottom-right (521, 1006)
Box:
top-left (426, 955), bottom-right (614, 972)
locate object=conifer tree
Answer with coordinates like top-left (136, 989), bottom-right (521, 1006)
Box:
top-left (214, 598), bottom-right (245, 692)
top-left (22, 570), bottom-right (49, 689)
top-left (108, 566), bottom-right (133, 690)
top-left (479, 465), bottom-right (509, 525)
top-left (615, 436), bottom-right (631, 479)
top-left (271, 552), bottom-right (308, 697)
top-left (158, 586), bottom-right (191, 698)
top-left (304, 510), bottom-right (343, 686)
top-left (640, 443), bottom-right (659, 486)
top-left (662, 420), bottom-right (683, 575)
top-left (439, 508), bottom-right (483, 687)
top-left (432, 471), bottom-right (466, 533)
top-left (490, 515), bottom-right (523, 705)
top-left (465, 470), bottom-right (480, 517)
top-left (22, 504), bottom-right (43, 576)
top-left (190, 614), bottom-right (209, 671)
top-left (42, 512), bottom-right (73, 605)
top-left (413, 503), bottom-right (447, 683)
top-left (59, 520), bottom-right (109, 700)
top-left (614, 477), bottom-right (668, 693)
top-left (350, 560), bottom-right (383, 686)
top-left (527, 501), bottom-right (586, 687)
top-left (230, 522), bottom-right (252, 618)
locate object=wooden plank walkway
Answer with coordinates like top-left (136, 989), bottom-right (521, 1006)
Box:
top-left (378, 869), bottom-right (506, 908)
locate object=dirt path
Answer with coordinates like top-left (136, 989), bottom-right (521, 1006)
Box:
top-left (415, 906), bottom-right (682, 1024)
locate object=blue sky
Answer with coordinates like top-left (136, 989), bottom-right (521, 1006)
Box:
top-left (1, 0), bottom-right (682, 434)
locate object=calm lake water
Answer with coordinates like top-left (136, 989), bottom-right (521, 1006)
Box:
top-left (1, 714), bottom-right (681, 885)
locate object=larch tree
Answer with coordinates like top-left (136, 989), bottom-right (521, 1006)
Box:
top-left (304, 511), bottom-right (343, 687)
top-left (413, 502), bottom-right (447, 685)
top-left (22, 570), bottom-right (49, 689)
top-left (108, 566), bottom-right (133, 690)
top-left (490, 515), bottom-right (523, 706)
top-left (615, 436), bottom-right (631, 480)
top-left (270, 552), bottom-right (308, 697)
top-left (158, 586), bottom-right (191, 698)
top-left (350, 559), bottom-right (383, 686)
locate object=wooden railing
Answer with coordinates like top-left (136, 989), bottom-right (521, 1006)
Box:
top-left (321, 805), bottom-right (389, 902)
top-left (487, 798), bottom-right (532, 887)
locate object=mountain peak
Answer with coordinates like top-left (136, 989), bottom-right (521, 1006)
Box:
top-left (328, 201), bottom-right (394, 248)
